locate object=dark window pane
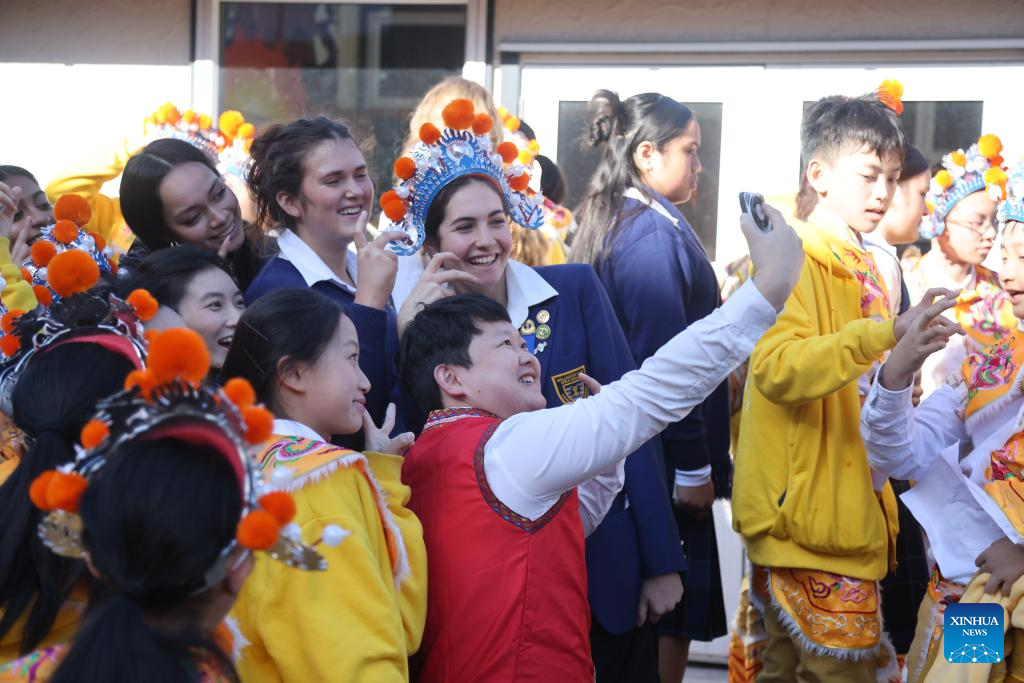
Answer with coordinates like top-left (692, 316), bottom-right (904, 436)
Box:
top-left (219, 2), bottom-right (466, 192)
top-left (556, 100), bottom-right (723, 259)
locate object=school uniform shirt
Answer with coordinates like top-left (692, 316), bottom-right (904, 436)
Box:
top-left (402, 279), bottom-right (778, 681)
top-left (245, 229), bottom-right (401, 443)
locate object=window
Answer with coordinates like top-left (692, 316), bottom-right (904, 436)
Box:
top-left (219, 1), bottom-right (468, 187)
top-left (555, 100), bottom-right (723, 258)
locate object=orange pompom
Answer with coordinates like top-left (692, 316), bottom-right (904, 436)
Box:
top-left (47, 249), bottom-right (100, 298)
top-left (993, 155), bottom-right (1006, 168)
top-left (1, 310), bottom-right (24, 334)
top-left (934, 170), bottom-right (955, 190)
top-left (219, 110), bottom-right (245, 137)
top-left (32, 285), bottom-right (53, 308)
top-left (419, 122), bottom-right (442, 145)
top-left (20, 268), bottom-right (32, 284)
top-left (378, 190), bottom-right (399, 209)
top-left (472, 114), bottom-right (493, 136)
top-left (382, 198), bottom-right (407, 223)
top-left (237, 510), bottom-right (281, 550)
top-left (126, 289), bottom-right (159, 322)
top-left (0, 335), bottom-right (21, 357)
top-left (29, 471), bottom-right (56, 510)
top-left (198, 113), bottom-right (213, 130)
top-left (80, 419), bottom-right (110, 449)
top-left (394, 157), bottom-right (417, 181)
top-left (517, 149), bottom-right (535, 165)
top-left (242, 405), bottom-right (274, 444)
top-left (124, 368), bottom-right (157, 399)
top-left (441, 99), bottom-right (475, 130)
top-left (497, 142), bottom-right (519, 164)
top-left (237, 122), bottom-right (256, 139)
top-left (53, 195), bottom-right (92, 227)
top-left (88, 232), bottom-right (106, 251)
top-left (259, 491), bottom-right (297, 525)
top-left (505, 115), bottom-right (521, 133)
top-left (978, 134), bottom-right (1003, 160)
top-left (30, 240), bottom-right (57, 267)
top-left (52, 220), bottom-right (80, 245)
top-left (527, 140), bottom-right (541, 154)
top-left (509, 173), bottom-right (530, 192)
top-left (147, 327), bottom-right (210, 386)
top-left (875, 80), bottom-right (904, 115)
top-left (223, 377), bottom-right (256, 409)
top-left (950, 150), bottom-right (967, 167)
top-left (182, 109), bottom-right (198, 125)
top-left (47, 472), bottom-right (88, 513)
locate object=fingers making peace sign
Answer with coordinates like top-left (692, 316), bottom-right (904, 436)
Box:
top-left (397, 252), bottom-right (479, 335)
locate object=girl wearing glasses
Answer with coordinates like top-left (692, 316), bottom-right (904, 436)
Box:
top-left (902, 134), bottom-right (1014, 398)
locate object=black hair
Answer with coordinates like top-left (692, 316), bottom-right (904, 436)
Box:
top-left (50, 437), bottom-right (242, 683)
top-left (573, 90), bottom-right (695, 265)
top-left (0, 343), bottom-right (136, 654)
top-left (801, 94), bottom-right (906, 176)
top-left (119, 139), bottom-right (266, 290)
top-left (221, 288), bottom-right (345, 411)
top-left (794, 95), bottom-right (906, 220)
top-left (0, 165), bottom-right (38, 185)
top-left (399, 294), bottom-right (511, 413)
top-left (247, 116), bottom-right (355, 231)
top-left (120, 245), bottom-right (237, 311)
top-left (900, 144), bottom-right (930, 182)
top-left (423, 175), bottom-right (509, 248)
top-left (536, 155), bottom-right (567, 206)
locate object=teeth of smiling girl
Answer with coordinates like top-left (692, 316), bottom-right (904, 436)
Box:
top-left (468, 255), bottom-right (496, 265)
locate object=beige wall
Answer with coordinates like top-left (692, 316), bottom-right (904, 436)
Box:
top-left (494, 0), bottom-right (1024, 46)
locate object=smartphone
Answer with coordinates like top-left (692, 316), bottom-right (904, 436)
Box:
top-left (738, 192), bottom-right (772, 232)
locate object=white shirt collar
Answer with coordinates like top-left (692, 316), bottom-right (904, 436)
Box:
top-left (505, 260), bottom-right (558, 328)
top-left (276, 229), bottom-right (359, 294)
top-left (272, 418), bottom-right (325, 443)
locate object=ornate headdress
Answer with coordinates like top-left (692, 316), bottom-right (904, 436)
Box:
top-left (0, 238), bottom-right (156, 415)
top-left (22, 194), bottom-right (116, 306)
top-left (922, 134), bottom-right (1007, 239)
top-left (998, 158), bottom-right (1024, 228)
top-left (144, 103), bottom-right (256, 179)
top-left (380, 99), bottom-right (545, 255)
top-left (30, 329), bottom-right (342, 590)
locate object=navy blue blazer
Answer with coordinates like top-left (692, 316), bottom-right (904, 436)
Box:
top-left (245, 255), bottom-right (402, 450)
top-left (530, 264), bottom-right (686, 634)
top-left (595, 194), bottom-right (732, 496)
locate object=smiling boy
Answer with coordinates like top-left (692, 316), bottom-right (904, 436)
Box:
top-left (398, 210), bottom-right (803, 682)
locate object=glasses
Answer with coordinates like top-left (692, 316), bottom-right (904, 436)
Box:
top-left (946, 217), bottom-right (998, 237)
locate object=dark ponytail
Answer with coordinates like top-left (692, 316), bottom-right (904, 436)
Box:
top-left (51, 437), bottom-right (242, 683)
top-left (573, 91), bottom-right (694, 265)
top-left (0, 343), bottom-right (136, 654)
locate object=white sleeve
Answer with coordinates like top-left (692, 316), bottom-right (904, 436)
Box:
top-left (577, 460), bottom-right (626, 537)
top-left (860, 372), bottom-right (969, 481)
top-left (483, 279), bottom-right (778, 522)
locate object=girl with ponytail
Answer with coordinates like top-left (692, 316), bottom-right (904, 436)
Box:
top-left (574, 90), bottom-right (733, 682)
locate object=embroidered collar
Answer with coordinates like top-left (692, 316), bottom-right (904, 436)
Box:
top-left (277, 229), bottom-right (359, 294)
top-left (423, 406), bottom-right (501, 430)
top-left (962, 331), bottom-right (1024, 422)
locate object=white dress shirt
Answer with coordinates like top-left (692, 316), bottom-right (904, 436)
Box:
top-left (482, 279), bottom-right (778, 536)
top-left (861, 361), bottom-right (1024, 583)
top-left (277, 228), bottom-right (359, 293)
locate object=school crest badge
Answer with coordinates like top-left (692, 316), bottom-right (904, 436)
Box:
top-left (551, 365), bottom-right (589, 405)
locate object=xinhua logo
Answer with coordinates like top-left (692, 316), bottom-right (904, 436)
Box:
top-left (944, 603), bottom-right (1004, 664)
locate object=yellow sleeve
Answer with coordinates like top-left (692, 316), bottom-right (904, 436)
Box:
top-left (237, 471), bottom-right (413, 683)
top-left (750, 259), bottom-right (896, 406)
top-left (364, 451), bottom-right (427, 654)
top-left (0, 237), bottom-right (38, 312)
top-left (44, 142), bottom-right (135, 253)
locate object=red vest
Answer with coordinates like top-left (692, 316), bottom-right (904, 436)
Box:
top-left (402, 408), bottom-right (593, 683)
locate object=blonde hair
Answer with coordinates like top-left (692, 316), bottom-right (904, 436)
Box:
top-left (403, 76), bottom-right (503, 154)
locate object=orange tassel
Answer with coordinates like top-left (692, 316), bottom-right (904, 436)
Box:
top-left (47, 250), bottom-right (100, 298)
top-left (147, 328), bottom-right (210, 386)
top-left (259, 491), bottom-right (297, 525)
top-left (80, 419), bottom-right (110, 449)
top-left (53, 195), bottom-right (92, 227)
top-left (126, 289), bottom-right (159, 322)
top-left (237, 510), bottom-right (281, 550)
top-left (30, 241), bottom-right (57, 268)
top-left (223, 377), bottom-right (257, 409)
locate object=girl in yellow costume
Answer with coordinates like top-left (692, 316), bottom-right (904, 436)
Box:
top-left (0, 233), bottom-right (150, 664)
top-left (903, 134), bottom-right (1014, 399)
top-left (862, 157), bottom-right (1024, 683)
top-left (221, 287), bottom-right (426, 682)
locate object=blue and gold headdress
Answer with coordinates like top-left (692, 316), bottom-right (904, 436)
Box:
top-left (380, 99), bottom-right (544, 255)
top-left (998, 158), bottom-right (1024, 228)
top-left (922, 134), bottom-right (1008, 239)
